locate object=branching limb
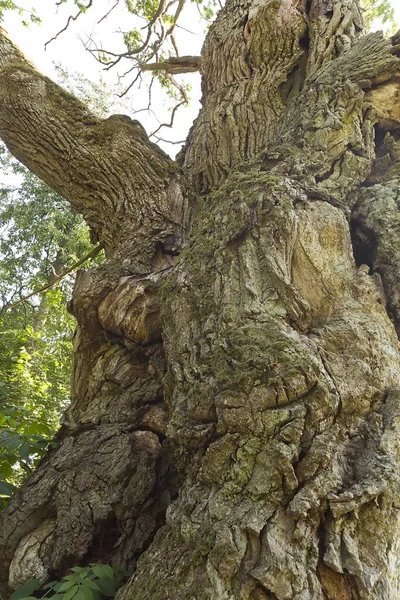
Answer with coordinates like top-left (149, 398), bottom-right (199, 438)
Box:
top-left (141, 55), bottom-right (201, 74)
top-left (150, 99), bottom-right (186, 137)
top-left (0, 29), bottom-right (190, 268)
top-left (44, 0), bottom-right (93, 50)
top-left (97, 0), bottom-right (120, 25)
top-left (1, 244), bottom-right (104, 314)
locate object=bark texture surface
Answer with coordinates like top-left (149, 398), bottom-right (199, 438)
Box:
top-left (2, 1), bottom-right (400, 599)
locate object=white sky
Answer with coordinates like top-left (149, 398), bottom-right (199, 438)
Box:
top-left (2, 1), bottom-right (400, 158)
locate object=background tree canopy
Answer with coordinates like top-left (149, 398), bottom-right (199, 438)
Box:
top-left (0, 71), bottom-right (109, 504)
top-left (0, 144), bottom-right (102, 505)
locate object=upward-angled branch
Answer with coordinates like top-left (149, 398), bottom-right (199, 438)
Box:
top-left (141, 55), bottom-right (201, 74)
top-left (1, 243), bottom-right (104, 314)
top-left (0, 28), bottom-right (189, 270)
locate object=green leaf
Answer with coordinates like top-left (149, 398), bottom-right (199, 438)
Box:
top-left (118, 570), bottom-right (133, 578)
top-left (69, 567), bottom-right (86, 574)
top-left (0, 480), bottom-right (16, 495)
top-left (0, 461), bottom-right (14, 479)
top-left (90, 564), bottom-right (114, 580)
top-left (2, 434), bottom-right (21, 451)
top-left (81, 580), bottom-right (101, 592)
top-left (10, 579), bottom-right (42, 600)
top-left (61, 575), bottom-right (80, 582)
top-left (42, 580), bottom-right (59, 590)
top-left (63, 584), bottom-right (80, 600)
top-left (18, 442), bottom-right (31, 460)
top-left (94, 579), bottom-right (119, 597)
top-left (78, 586), bottom-right (102, 600)
top-left (58, 580), bottom-right (77, 592)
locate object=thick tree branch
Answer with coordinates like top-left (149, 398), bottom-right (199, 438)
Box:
top-left (0, 28), bottom-right (190, 270)
top-left (141, 55), bottom-right (201, 74)
top-left (307, 0), bottom-right (364, 77)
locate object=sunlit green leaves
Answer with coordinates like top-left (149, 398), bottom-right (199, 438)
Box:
top-left (0, 0), bottom-right (19, 22)
top-left (362, 0), bottom-right (398, 33)
top-left (123, 29), bottom-right (143, 53)
top-left (0, 395), bottom-right (60, 509)
top-left (0, 145), bottom-right (102, 507)
top-left (125, 0), bottom-right (159, 20)
top-left (0, 475), bottom-right (17, 498)
top-left (0, 1), bottom-right (40, 26)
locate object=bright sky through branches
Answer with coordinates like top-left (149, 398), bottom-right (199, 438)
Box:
top-left (2, 1), bottom-right (400, 156)
top-left (2, 0), bottom-right (205, 155)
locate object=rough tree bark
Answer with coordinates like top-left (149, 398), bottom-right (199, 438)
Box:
top-left (1, 1), bottom-right (400, 598)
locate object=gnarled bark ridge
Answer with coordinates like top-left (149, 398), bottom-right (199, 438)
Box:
top-left (2, 1), bottom-right (400, 599)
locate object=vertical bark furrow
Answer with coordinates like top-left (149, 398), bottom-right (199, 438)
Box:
top-left (179, 0), bottom-right (369, 196)
top-left (352, 177), bottom-right (400, 336)
top-left (307, 0), bottom-right (364, 77)
top-left (179, 0), bottom-right (308, 194)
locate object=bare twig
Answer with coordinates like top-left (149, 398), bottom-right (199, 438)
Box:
top-left (97, 0), bottom-right (120, 24)
top-left (118, 71), bottom-right (142, 98)
top-left (153, 136), bottom-right (186, 144)
top-left (150, 99), bottom-right (185, 137)
top-left (45, 0), bottom-right (93, 49)
top-left (83, 23), bottom-right (154, 69)
top-left (176, 23), bottom-right (200, 35)
top-left (117, 63), bottom-right (137, 83)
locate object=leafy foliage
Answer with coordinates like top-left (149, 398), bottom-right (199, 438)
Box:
top-left (9, 564), bottom-right (131, 600)
top-left (0, 0), bottom-right (40, 26)
top-left (0, 405), bottom-right (58, 510)
top-left (53, 64), bottom-right (130, 119)
top-left (0, 146), bottom-right (102, 507)
top-left (362, 0), bottom-right (398, 33)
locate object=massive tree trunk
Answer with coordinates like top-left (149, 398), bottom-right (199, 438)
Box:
top-left (1, 1), bottom-right (400, 598)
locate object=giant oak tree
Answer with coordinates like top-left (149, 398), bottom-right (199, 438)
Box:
top-left (1, 1), bottom-right (400, 598)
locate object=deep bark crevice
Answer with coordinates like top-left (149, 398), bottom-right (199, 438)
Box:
top-left (82, 513), bottom-right (120, 567)
top-left (349, 217), bottom-right (376, 271)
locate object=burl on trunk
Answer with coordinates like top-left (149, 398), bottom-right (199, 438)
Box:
top-left (2, 1), bottom-right (400, 599)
